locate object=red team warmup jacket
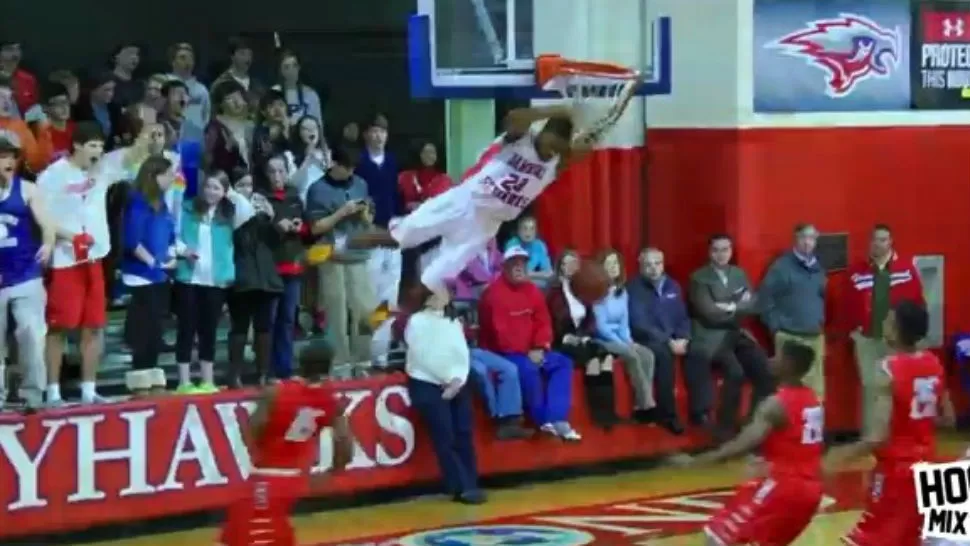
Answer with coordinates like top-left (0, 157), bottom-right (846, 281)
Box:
top-left (845, 253), bottom-right (924, 334)
top-left (477, 276), bottom-right (554, 353)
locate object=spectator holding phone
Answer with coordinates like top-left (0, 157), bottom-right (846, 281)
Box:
top-left (173, 170), bottom-right (236, 394)
top-left (305, 146), bottom-right (378, 365)
top-left (260, 155), bottom-right (310, 380)
top-left (226, 169), bottom-right (282, 387)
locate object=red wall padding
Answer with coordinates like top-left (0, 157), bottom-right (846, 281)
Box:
top-left (646, 125), bottom-right (970, 429)
top-left (535, 147), bottom-right (646, 264)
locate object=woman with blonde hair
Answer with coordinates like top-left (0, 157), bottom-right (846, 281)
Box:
top-left (593, 249), bottom-right (660, 425)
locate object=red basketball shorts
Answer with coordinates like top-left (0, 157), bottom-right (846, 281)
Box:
top-left (705, 476), bottom-right (823, 546)
top-left (843, 462), bottom-right (922, 546)
top-left (219, 474), bottom-right (302, 546)
top-left (46, 260), bottom-right (106, 330)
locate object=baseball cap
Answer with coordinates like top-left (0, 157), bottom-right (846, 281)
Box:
top-left (503, 246), bottom-right (529, 262)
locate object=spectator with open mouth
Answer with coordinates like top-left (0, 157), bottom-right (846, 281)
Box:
top-left (38, 122), bottom-right (116, 406)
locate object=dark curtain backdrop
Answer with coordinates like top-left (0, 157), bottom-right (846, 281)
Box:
top-left (1, 0), bottom-right (445, 169)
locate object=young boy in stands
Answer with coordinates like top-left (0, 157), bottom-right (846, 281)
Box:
top-left (0, 137), bottom-right (54, 411)
top-left (38, 121), bottom-right (154, 405)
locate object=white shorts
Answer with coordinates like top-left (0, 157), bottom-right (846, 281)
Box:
top-left (390, 190), bottom-right (502, 293)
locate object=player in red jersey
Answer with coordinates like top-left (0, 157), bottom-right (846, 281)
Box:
top-left (825, 300), bottom-right (952, 546)
top-left (219, 342), bottom-right (355, 546)
top-left (668, 341), bottom-right (824, 546)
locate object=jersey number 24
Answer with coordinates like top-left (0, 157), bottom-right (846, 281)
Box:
top-left (498, 173), bottom-right (529, 193)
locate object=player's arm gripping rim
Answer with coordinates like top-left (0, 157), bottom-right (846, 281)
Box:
top-left (561, 81), bottom-right (639, 172)
top-left (824, 366), bottom-right (893, 470)
top-left (670, 396), bottom-right (786, 467)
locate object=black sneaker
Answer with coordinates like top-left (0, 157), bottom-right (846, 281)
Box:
top-left (633, 408), bottom-right (661, 424)
top-left (662, 418), bottom-right (686, 435)
top-left (689, 413), bottom-right (711, 427)
top-left (453, 490), bottom-right (487, 505)
top-left (495, 418), bottom-right (533, 440)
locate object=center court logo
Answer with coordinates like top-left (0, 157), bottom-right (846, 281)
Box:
top-left (395, 524), bottom-right (595, 546)
top-left (915, 460), bottom-right (970, 541)
top-left (767, 13), bottom-right (901, 97)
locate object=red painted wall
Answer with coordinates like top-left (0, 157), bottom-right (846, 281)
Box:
top-left (535, 147), bottom-right (646, 262)
top-left (647, 126), bottom-right (970, 430)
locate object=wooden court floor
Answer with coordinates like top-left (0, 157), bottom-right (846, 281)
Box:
top-left (89, 436), bottom-right (966, 546)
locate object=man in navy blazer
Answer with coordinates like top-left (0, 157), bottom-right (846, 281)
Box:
top-left (627, 248), bottom-right (706, 433)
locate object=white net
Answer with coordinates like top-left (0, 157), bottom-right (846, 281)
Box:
top-left (541, 72), bottom-right (639, 141)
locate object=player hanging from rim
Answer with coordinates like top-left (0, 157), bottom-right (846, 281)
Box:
top-left (338, 86), bottom-right (638, 307)
top-left (825, 300), bottom-right (954, 546)
top-left (219, 341), bottom-right (354, 546)
top-left (667, 341), bottom-right (825, 546)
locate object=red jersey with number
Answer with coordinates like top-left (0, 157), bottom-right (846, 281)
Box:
top-left (251, 379), bottom-right (341, 472)
top-left (762, 385), bottom-right (824, 481)
top-left (705, 386), bottom-right (824, 545)
top-left (875, 350), bottom-right (944, 465)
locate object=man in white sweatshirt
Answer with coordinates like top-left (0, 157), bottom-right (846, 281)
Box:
top-left (37, 121), bottom-right (127, 405)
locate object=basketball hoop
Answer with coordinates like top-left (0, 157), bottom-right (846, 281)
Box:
top-left (536, 54), bottom-right (640, 141)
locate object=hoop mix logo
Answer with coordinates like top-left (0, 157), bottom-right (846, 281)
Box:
top-left (767, 13), bottom-right (901, 97)
top-left (914, 460), bottom-right (970, 541)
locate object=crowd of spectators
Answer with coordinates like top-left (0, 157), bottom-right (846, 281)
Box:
top-left (0, 37), bottom-right (928, 504)
top-left (394, 219), bottom-right (925, 499)
top-left (0, 36), bottom-right (424, 407)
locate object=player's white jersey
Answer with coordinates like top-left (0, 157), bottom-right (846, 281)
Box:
top-left (460, 131), bottom-right (561, 222)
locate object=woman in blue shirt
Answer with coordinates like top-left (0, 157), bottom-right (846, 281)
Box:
top-left (121, 155), bottom-right (177, 374)
top-left (592, 249), bottom-right (659, 424)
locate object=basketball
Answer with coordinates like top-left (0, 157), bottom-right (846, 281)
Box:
top-left (571, 259), bottom-right (611, 304)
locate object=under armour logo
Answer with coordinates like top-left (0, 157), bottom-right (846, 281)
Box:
top-left (944, 17), bottom-right (964, 37)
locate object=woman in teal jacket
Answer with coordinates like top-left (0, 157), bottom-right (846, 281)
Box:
top-left (173, 170), bottom-right (236, 393)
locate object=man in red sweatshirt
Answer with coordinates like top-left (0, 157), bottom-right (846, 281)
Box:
top-left (845, 223), bottom-right (925, 431)
top-left (477, 246), bottom-right (580, 441)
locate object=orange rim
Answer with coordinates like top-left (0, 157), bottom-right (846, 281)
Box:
top-left (536, 54), bottom-right (638, 86)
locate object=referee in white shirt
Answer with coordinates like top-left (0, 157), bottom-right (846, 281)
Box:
top-left (404, 289), bottom-right (485, 504)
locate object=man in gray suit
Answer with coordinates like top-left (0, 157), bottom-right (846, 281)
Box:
top-left (688, 234), bottom-right (774, 441)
